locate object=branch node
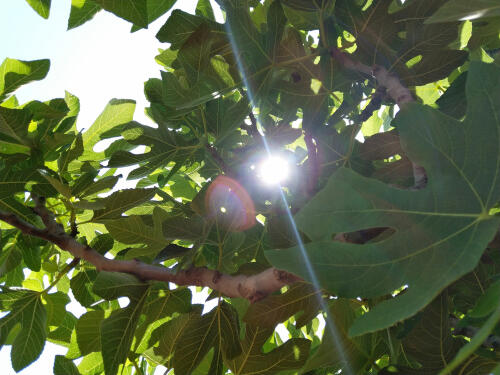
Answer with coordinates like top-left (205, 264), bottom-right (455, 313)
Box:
top-left (32, 194), bottom-right (66, 235)
top-left (249, 291), bottom-right (265, 304)
top-left (212, 270), bottom-right (222, 284)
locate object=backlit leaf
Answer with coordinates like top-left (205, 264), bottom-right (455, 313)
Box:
top-left (100, 215), bottom-right (168, 257)
top-left (227, 324), bottom-right (310, 375)
top-left (93, 0), bottom-right (148, 27)
top-left (397, 292), bottom-right (460, 374)
top-left (54, 355), bottom-right (81, 375)
top-left (68, 0), bottom-right (102, 30)
top-left (24, 0), bottom-right (51, 18)
top-left (131, 0), bottom-right (178, 31)
top-left (0, 58), bottom-right (50, 102)
top-left (76, 310), bottom-right (104, 355)
top-left (171, 302), bottom-right (241, 373)
top-left (0, 247), bottom-right (22, 277)
top-left (93, 272), bottom-right (150, 375)
top-left (0, 291), bottom-right (47, 371)
top-left (81, 99), bottom-right (135, 160)
top-left (244, 282), bottom-right (321, 329)
top-left (91, 188), bottom-right (156, 221)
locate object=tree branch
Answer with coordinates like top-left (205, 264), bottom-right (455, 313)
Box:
top-left (0, 204), bottom-right (301, 303)
top-left (330, 48), bottom-right (412, 107)
top-left (205, 144), bottom-right (233, 176)
top-left (355, 86), bottom-right (386, 124)
top-left (32, 194), bottom-right (66, 235)
top-left (246, 112), bottom-right (261, 138)
top-left (330, 47), bottom-right (426, 188)
top-left (304, 131), bottom-right (320, 195)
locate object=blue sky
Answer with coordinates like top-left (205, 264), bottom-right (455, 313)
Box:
top-left (0, 1), bottom-right (204, 374)
top-left (0, 1), bottom-right (184, 129)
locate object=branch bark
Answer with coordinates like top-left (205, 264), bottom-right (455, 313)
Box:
top-left (247, 112), bottom-right (261, 138)
top-left (304, 131), bottom-right (320, 195)
top-left (330, 47), bottom-right (426, 188)
top-left (355, 86), bottom-right (386, 124)
top-left (0, 204), bottom-right (301, 303)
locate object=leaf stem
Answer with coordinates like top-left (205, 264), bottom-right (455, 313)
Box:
top-left (131, 357), bottom-right (144, 375)
top-left (43, 257), bottom-right (80, 294)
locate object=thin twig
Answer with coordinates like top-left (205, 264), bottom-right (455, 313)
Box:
top-left (130, 356), bottom-right (144, 375)
top-left (44, 257), bottom-right (80, 293)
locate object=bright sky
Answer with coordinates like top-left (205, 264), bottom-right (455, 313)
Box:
top-left (0, 1), bottom-right (206, 374)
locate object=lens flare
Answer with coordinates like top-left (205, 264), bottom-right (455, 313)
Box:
top-left (205, 175), bottom-right (256, 231)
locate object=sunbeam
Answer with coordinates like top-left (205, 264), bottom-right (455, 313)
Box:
top-left (223, 10), bottom-right (354, 375)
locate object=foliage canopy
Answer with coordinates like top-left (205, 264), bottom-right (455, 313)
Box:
top-left (2, 0), bottom-right (500, 374)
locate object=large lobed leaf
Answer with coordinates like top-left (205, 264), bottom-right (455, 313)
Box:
top-left (148, 302), bottom-right (241, 374)
top-left (267, 61), bottom-right (500, 336)
top-left (397, 292), bottom-right (461, 374)
top-left (81, 98), bottom-right (135, 161)
top-left (108, 121), bottom-right (202, 179)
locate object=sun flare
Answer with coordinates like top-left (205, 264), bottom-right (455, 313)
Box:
top-left (258, 156), bottom-right (290, 185)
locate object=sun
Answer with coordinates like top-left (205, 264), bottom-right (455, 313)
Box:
top-left (258, 156), bottom-right (290, 185)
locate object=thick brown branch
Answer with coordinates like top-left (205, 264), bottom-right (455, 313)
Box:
top-left (304, 131), bottom-right (320, 195)
top-left (371, 65), bottom-right (413, 106)
top-left (330, 48), bottom-right (412, 107)
top-left (0, 209), bottom-right (300, 302)
top-left (32, 194), bottom-right (66, 235)
top-left (329, 48), bottom-right (372, 76)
